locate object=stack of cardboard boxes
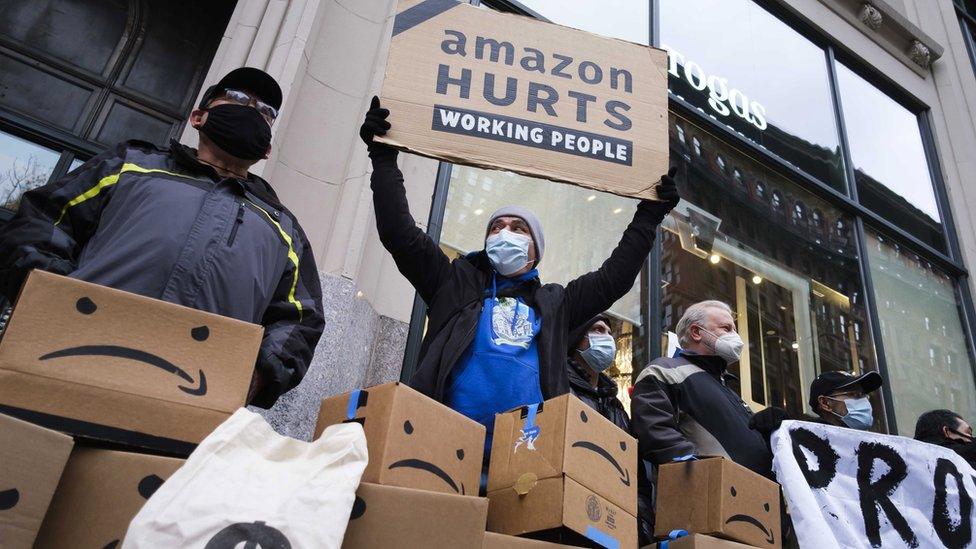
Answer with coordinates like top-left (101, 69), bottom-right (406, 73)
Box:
top-left (0, 271), bottom-right (263, 547)
top-left (487, 395), bottom-right (639, 547)
top-left (315, 385), bottom-right (646, 548)
top-left (0, 271), bottom-right (786, 548)
top-left (315, 383), bottom-right (572, 548)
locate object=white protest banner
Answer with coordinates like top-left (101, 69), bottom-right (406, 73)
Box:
top-left (771, 420), bottom-right (975, 549)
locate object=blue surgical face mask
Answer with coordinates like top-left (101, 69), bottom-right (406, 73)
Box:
top-left (486, 229), bottom-right (531, 276)
top-left (830, 396), bottom-right (873, 430)
top-left (579, 334), bottom-right (616, 373)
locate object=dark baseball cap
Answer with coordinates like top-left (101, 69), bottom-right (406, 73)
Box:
top-left (809, 370), bottom-right (882, 411)
top-left (199, 67), bottom-right (282, 110)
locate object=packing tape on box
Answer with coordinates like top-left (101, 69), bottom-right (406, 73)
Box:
top-left (585, 525), bottom-right (620, 549)
top-left (515, 403), bottom-right (541, 451)
top-left (346, 389), bottom-right (368, 421)
top-left (659, 529), bottom-right (689, 549)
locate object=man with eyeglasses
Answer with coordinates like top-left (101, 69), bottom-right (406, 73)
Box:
top-left (0, 67), bottom-right (324, 408)
top-left (750, 370), bottom-right (883, 438)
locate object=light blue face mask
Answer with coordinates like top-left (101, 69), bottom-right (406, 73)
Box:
top-left (830, 396), bottom-right (873, 430)
top-left (579, 334), bottom-right (617, 373)
top-left (486, 229), bottom-right (531, 276)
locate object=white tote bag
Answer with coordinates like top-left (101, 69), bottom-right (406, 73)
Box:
top-left (123, 408), bottom-right (367, 549)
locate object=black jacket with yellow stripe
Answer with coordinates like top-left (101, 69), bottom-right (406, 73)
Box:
top-left (0, 139), bottom-right (324, 407)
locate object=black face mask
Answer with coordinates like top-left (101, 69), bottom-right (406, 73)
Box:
top-left (945, 435), bottom-right (976, 468)
top-left (200, 103), bottom-right (272, 161)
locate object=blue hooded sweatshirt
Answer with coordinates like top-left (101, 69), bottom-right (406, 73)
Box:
top-left (445, 269), bottom-right (544, 454)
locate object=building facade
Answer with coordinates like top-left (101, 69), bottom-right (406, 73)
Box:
top-left (3, 0), bottom-right (976, 438)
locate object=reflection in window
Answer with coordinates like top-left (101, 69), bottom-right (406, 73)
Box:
top-left (835, 63), bottom-right (944, 251)
top-left (515, 0), bottom-right (649, 44)
top-left (866, 229), bottom-right (976, 434)
top-left (0, 131), bottom-right (59, 211)
top-left (441, 166), bottom-right (642, 405)
top-left (665, 113), bottom-right (879, 422)
top-left (661, 0), bottom-right (847, 191)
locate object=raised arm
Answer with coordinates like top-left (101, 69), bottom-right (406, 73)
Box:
top-left (564, 168), bottom-right (679, 329)
top-left (361, 97), bottom-right (452, 304)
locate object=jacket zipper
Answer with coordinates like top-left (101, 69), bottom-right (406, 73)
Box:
top-left (227, 201), bottom-right (245, 246)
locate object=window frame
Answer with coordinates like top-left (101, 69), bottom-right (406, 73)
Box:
top-left (399, 0), bottom-right (976, 436)
top-left (0, 0), bottom-right (231, 218)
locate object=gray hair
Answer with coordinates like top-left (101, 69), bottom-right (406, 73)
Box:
top-left (676, 300), bottom-right (733, 347)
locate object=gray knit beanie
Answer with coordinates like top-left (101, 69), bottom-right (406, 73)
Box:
top-left (485, 205), bottom-right (545, 266)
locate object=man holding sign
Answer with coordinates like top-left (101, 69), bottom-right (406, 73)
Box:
top-left (360, 98), bottom-right (677, 476)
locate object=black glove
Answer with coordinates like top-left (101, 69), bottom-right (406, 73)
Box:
top-left (749, 406), bottom-right (792, 437)
top-left (639, 167), bottom-right (680, 223)
top-left (359, 96), bottom-right (391, 151)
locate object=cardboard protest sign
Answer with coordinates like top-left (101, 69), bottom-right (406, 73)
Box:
top-left (315, 382), bottom-right (485, 496)
top-left (378, 0), bottom-right (669, 200)
top-left (0, 271), bottom-right (262, 454)
top-left (0, 412), bottom-right (73, 549)
top-left (772, 420), bottom-right (976, 549)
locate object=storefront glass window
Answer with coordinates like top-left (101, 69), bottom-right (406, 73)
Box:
top-left (515, 0), bottom-right (649, 44)
top-left (664, 113), bottom-right (880, 423)
top-left (866, 229), bottom-right (976, 434)
top-left (660, 0), bottom-right (848, 192)
top-left (440, 166), bottom-right (642, 405)
top-left (0, 130), bottom-right (59, 211)
top-left (835, 63), bottom-right (945, 252)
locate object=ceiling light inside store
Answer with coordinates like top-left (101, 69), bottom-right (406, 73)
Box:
top-left (708, 254), bottom-right (721, 264)
top-left (613, 207), bottom-right (623, 214)
top-left (791, 342), bottom-right (800, 350)
top-left (587, 195), bottom-right (596, 202)
top-left (473, 208), bottom-right (483, 215)
top-left (752, 275), bottom-right (762, 285)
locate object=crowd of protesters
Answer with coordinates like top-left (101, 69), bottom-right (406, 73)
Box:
top-left (3, 66), bottom-right (973, 546)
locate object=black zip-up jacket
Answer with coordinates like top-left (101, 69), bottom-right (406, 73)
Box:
top-left (0, 140), bottom-right (324, 407)
top-left (369, 148), bottom-right (663, 402)
top-left (631, 351), bottom-right (772, 476)
top-left (567, 358), bottom-right (630, 432)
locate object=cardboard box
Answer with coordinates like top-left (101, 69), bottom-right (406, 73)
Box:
top-left (644, 533), bottom-right (758, 549)
top-left (343, 482), bottom-right (488, 548)
top-left (315, 382), bottom-right (485, 495)
top-left (0, 412), bottom-right (73, 549)
top-left (484, 532), bottom-right (577, 548)
top-left (0, 270), bottom-right (263, 454)
top-left (488, 476), bottom-right (636, 549)
top-left (378, 0), bottom-right (669, 201)
top-left (34, 447), bottom-right (184, 548)
top-left (488, 394), bottom-right (637, 515)
top-left (655, 457), bottom-right (781, 549)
